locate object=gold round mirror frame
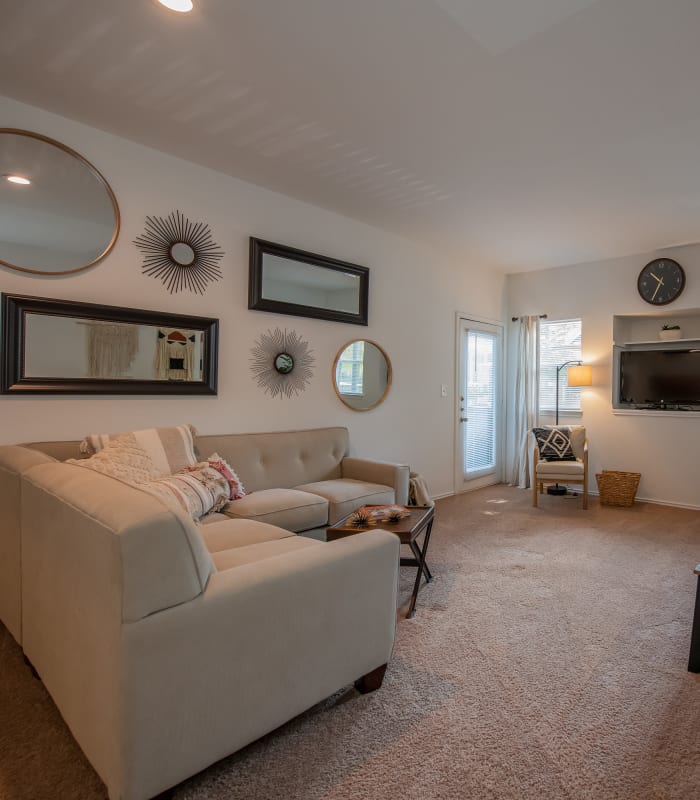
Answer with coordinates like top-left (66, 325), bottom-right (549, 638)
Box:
top-left (0, 128), bottom-right (121, 276)
top-left (332, 338), bottom-right (392, 412)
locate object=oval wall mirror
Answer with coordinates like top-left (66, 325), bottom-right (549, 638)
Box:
top-left (333, 339), bottom-right (392, 411)
top-left (0, 129), bottom-right (120, 275)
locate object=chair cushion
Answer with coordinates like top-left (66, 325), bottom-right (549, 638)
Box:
top-left (533, 427), bottom-right (576, 461)
top-left (536, 459), bottom-right (585, 476)
top-left (222, 488), bottom-right (328, 532)
top-left (293, 479), bottom-right (395, 525)
top-left (566, 425), bottom-right (586, 459)
top-left (212, 535), bottom-right (321, 571)
top-left (199, 518), bottom-right (294, 553)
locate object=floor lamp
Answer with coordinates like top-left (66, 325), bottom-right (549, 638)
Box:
top-left (547, 360), bottom-right (592, 495)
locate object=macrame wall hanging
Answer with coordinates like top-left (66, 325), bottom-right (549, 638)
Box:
top-left (133, 210), bottom-right (224, 294)
top-left (82, 320), bottom-right (139, 378)
top-left (250, 328), bottom-right (315, 398)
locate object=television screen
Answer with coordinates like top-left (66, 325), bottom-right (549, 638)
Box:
top-left (620, 349), bottom-right (700, 407)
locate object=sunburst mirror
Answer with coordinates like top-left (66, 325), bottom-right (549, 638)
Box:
top-left (133, 210), bottom-right (224, 294)
top-left (250, 328), bottom-right (315, 398)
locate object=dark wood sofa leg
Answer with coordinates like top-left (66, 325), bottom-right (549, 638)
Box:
top-left (689, 570), bottom-right (700, 673)
top-left (355, 663), bottom-right (388, 694)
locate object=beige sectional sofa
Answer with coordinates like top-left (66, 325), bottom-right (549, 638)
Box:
top-left (0, 426), bottom-right (408, 800)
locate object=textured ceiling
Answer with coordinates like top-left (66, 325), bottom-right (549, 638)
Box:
top-left (2, 0), bottom-right (700, 272)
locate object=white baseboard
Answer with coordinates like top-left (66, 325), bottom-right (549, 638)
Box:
top-left (436, 484), bottom-right (700, 511)
top-left (588, 489), bottom-right (700, 511)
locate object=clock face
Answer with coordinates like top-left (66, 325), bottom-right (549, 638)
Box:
top-left (637, 258), bottom-right (685, 305)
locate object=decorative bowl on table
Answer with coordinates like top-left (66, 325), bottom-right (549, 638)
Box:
top-left (349, 509), bottom-right (374, 528)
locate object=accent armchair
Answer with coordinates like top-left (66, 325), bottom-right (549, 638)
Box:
top-left (532, 425), bottom-right (588, 509)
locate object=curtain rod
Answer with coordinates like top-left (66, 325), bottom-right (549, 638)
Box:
top-left (511, 314), bottom-right (548, 322)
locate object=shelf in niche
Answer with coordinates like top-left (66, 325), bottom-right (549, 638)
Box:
top-left (621, 338), bottom-right (700, 346)
top-left (613, 408), bottom-right (700, 418)
top-left (613, 308), bottom-right (700, 348)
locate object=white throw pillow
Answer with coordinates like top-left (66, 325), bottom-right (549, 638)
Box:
top-left (79, 424), bottom-right (197, 478)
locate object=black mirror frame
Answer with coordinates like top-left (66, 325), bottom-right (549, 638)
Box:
top-left (248, 238), bottom-right (369, 326)
top-left (1, 293), bottom-right (218, 395)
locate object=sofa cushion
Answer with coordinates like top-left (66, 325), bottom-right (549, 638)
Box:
top-left (222, 488), bottom-right (328, 532)
top-left (199, 512), bottom-right (228, 525)
top-left (293, 479), bottom-right (395, 525)
top-left (199, 518), bottom-right (295, 553)
top-left (79, 424), bottom-right (197, 477)
top-left (194, 427), bottom-right (348, 493)
top-left (212, 535), bottom-right (321, 571)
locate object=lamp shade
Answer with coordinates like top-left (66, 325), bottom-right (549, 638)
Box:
top-left (567, 364), bottom-right (592, 387)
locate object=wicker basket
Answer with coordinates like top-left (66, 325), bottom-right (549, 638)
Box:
top-left (595, 470), bottom-right (641, 507)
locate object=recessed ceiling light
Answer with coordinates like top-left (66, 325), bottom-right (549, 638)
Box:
top-left (157, 0), bottom-right (194, 12)
top-left (4, 174), bottom-right (31, 185)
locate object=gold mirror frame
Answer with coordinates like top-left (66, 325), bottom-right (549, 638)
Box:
top-left (332, 338), bottom-right (392, 412)
top-left (0, 128), bottom-right (121, 276)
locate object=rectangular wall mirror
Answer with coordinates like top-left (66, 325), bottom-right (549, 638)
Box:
top-left (248, 238), bottom-right (369, 326)
top-left (1, 294), bottom-right (218, 394)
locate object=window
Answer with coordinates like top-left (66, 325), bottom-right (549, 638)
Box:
top-left (336, 340), bottom-right (364, 395)
top-left (539, 319), bottom-right (582, 414)
top-left (464, 329), bottom-right (497, 475)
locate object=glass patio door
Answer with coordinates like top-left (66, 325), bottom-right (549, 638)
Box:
top-left (457, 318), bottom-right (503, 491)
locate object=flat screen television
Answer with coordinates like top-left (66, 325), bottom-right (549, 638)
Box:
top-left (619, 349), bottom-right (700, 408)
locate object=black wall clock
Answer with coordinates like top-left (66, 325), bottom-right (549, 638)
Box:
top-left (637, 258), bottom-right (685, 305)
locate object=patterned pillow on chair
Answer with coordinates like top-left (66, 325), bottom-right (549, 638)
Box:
top-left (533, 427), bottom-right (576, 461)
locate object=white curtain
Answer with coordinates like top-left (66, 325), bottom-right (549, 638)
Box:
top-left (510, 315), bottom-right (539, 488)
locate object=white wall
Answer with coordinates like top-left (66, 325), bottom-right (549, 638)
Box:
top-left (0, 96), bottom-right (505, 498)
top-left (507, 247), bottom-right (700, 508)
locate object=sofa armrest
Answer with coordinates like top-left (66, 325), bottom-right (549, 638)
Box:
top-left (341, 457), bottom-right (410, 505)
top-left (0, 446), bottom-right (58, 643)
top-left (121, 532), bottom-right (400, 798)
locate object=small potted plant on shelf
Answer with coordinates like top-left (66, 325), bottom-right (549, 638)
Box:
top-left (659, 324), bottom-right (682, 341)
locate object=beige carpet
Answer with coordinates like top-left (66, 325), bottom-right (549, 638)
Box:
top-left (1, 486), bottom-right (699, 800)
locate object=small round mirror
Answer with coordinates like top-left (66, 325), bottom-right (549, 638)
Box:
top-left (274, 352), bottom-right (295, 374)
top-left (169, 241), bottom-right (196, 266)
top-left (0, 129), bottom-right (120, 275)
top-left (333, 339), bottom-right (392, 411)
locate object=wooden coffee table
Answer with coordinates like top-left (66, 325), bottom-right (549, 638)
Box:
top-left (326, 505), bottom-right (434, 618)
